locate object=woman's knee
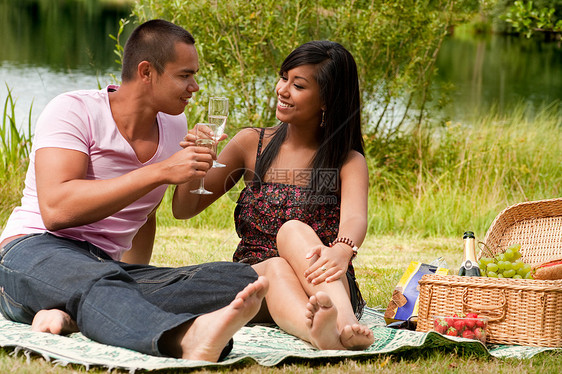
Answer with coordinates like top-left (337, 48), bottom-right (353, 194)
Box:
top-left (277, 220), bottom-right (310, 247)
top-left (277, 220), bottom-right (318, 258)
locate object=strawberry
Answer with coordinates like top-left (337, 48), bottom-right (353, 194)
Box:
top-left (434, 320), bottom-right (448, 334)
top-left (465, 318), bottom-right (476, 329)
top-left (466, 312), bottom-right (478, 319)
top-left (475, 318), bottom-right (486, 328)
top-left (446, 327), bottom-right (458, 336)
top-left (462, 329), bottom-right (476, 339)
top-left (473, 327), bottom-right (485, 343)
top-left (453, 319), bottom-right (465, 332)
top-left (445, 316), bottom-right (455, 327)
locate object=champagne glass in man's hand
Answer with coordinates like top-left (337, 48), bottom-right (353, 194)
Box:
top-left (190, 123), bottom-right (217, 195)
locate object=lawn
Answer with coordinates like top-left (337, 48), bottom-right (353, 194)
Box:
top-left (1, 225), bottom-right (562, 373)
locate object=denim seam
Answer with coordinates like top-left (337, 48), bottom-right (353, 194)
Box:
top-left (0, 234), bottom-right (41, 261)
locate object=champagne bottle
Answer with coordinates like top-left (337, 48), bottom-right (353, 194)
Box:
top-left (458, 231), bottom-right (481, 276)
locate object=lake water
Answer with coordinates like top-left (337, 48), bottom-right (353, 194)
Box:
top-left (1, 0), bottom-right (561, 133)
top-left (0, 0), bottom-right (129, 129)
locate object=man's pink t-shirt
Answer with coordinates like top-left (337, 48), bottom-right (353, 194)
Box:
top-left (0, 85), bottom-right (187, 260)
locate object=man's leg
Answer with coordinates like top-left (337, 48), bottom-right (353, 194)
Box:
top-left (159, 276), bottom-right (268, 361)
top-left (0, 233), bottom-right (265, 359)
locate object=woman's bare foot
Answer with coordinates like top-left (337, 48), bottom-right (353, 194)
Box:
top-left (339, 323), bottom-right (375, 350)
top-left (178, 276), bottom-right (269, 362)
top-left (305, 292), bottom-right (345, 350)
top-left (31, 309), bottom-right (79, 335)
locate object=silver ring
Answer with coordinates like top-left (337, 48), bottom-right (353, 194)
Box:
top-left (321, 266), bottom-right (327, 272)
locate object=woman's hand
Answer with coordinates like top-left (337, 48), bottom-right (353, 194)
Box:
top-left (180, 130), bottom-right (228, 148)
top-left (303, 243), bottom-right (351, 285)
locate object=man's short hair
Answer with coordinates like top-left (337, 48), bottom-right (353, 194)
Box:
top-left (121, 19), bottom-right (195, 82)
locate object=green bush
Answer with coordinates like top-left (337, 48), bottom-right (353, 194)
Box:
top-left (131, 0), bottom-right (479, 133)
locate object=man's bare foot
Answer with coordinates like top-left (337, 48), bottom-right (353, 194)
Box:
top-left (305, 292), bottom-right (346, 350)
top-left (339, 323), bottom-right (375, 350)
top-left (178, 276), bottom-right (269, 362)
top-left (31, 309), bottom-right (79, 335)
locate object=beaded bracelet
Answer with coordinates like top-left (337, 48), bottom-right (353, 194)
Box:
top-left (330, 237), bottom-right (358, 260)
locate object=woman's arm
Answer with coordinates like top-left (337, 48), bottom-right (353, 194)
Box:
top-left (334, 150), bottom-right (369, 256)
top-left (303, 150), bottom-right (369, 283)
top-left (172, 128), bottom-right (260, 219)
top-left (121, 207), bottom-right (159, 265)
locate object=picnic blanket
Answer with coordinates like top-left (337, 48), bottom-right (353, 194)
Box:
top-left (0, 307), bottom-right (558, 372)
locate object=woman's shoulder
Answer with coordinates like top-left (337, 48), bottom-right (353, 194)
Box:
top-left (343, 149), bottom-right (367, 166)
top-left (231, 126), bottom-right (278, 146)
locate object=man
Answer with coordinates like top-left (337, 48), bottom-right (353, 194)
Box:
top-left (0, 19), bottom-right (268, 362)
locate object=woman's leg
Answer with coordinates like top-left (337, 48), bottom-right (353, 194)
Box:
top-left (251, 258), bottom-right (344, 349)
top-left (276, 220), bottom-right (374, 350)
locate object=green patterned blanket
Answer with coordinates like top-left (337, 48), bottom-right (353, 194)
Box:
top-left (0, 308), bottom-right (557, 371)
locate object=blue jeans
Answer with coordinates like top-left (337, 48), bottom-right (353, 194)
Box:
top-left (0, 233), bottom-right (257, 356)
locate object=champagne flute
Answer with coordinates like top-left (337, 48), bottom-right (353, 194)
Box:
top-left (190, 123), bottom-right (217, 195)
top-left (208, 96), bottom-right (229, 168)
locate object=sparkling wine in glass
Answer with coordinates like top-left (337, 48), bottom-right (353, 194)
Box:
top-left (190, 123), bottom-right (217, 195)
top-left (208, 96), bottom-right (229, 168)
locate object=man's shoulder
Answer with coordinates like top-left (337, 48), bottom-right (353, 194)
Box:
top-left (49, 87), bottom-right (109, 108)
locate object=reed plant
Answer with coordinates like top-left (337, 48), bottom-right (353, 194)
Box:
top-left (365, 103), bottom-right (562, 239)
top-left (0, 85), bottom-right (32, 224)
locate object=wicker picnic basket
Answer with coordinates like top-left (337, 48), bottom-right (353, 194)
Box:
top-left (416, 197), bottom-right (562, 346)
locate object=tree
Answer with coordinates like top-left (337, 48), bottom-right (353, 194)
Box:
top-left (131, 0), bottom-right (479, 135)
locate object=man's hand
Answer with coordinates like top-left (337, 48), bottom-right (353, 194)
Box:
top-left (160, 146), bottom-right (214, 185)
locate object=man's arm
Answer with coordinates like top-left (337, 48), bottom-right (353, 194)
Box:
top-left (36, 145), bottom-right (212, 231)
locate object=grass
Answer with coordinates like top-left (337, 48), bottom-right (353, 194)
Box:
top-left (2, 227), bottom-right (562, 372)
top-left (364, 103), bottom-right (562, 238)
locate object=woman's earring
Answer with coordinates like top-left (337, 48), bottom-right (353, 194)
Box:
top-left (320, 111), bottom-right (326, 127)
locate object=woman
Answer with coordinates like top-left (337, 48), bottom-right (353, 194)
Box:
top-left (174, 40), bottom-right (373, 350)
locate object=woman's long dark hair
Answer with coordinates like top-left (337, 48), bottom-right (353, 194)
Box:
top-left (254, 40), bottom-right (364, 209)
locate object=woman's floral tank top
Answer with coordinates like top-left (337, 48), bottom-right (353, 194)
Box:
top-left (233, 129), bottom-right (344, 267)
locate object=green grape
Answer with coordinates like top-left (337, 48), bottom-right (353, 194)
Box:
top-left (487, 263), bottom-right (499, 273)
top-left (512, 250), bottom-right (522, 261)
top-left (503, 248), bottom-right (515, 261)
top-left (481, 257), bottom-right (494, 265)
top-left (524, 272), bottom-right (532, 279)
top-left (509, 243), bottom-right (522, 252)
top-left (513, 260), bottom-right (524, 270)
top-left (503, 269), bottom-right (516, 278)
top-left (513, 274), bottom-right (523, 279)
top-left (503, 261), bottom-right (514, 271)
top-left (497, 253), bottom-right (506, 262)
top-left (519, 264), bottom-right (532, 276)
top-left (497, 273), bottom-right (505, 278)
top-left (487, 271), bottom-right (498, 278)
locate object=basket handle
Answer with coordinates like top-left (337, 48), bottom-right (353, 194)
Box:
top-left (461, 288), bottom-right (507, 322)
